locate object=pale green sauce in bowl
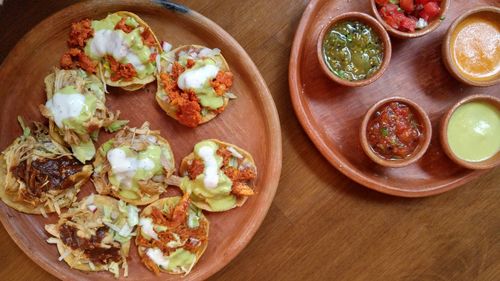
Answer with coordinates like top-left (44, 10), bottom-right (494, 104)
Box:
top-left (447, 101), bottom-right (500, 162)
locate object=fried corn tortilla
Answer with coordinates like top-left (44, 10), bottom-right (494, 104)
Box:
top-left (39, 68), bottom-right (126, 163)
top-left (156, 45), bottom-right (236, 127)
top-left (93, 122), bottom-right (175, 206)
top-left (61, 11), bottom-right (162, 91)
top-left (45, 194), bottom-right (139, 277)
top-left (136, 195), bottom-right (209, 275)
top-left (179, 139), bottom-right (257, 212)
top-left (0, 120), bottom-right (91, 215)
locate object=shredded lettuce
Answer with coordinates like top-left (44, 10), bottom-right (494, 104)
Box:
top-left (90, 130), bottom-right (99, 141)
top-left (154, 225), bottom-right (168, 232)
top-left (103, 205), bottom-right (112, 222)
top-left (106, 120), bottom-right (129, 133)
top-left (187, 206), bottom-right (200, 229)
top-left (99, 140), bottom-right (114, 156)
top-left (71, 139), bottom-right (96, 163)
top-left (166, 233), bottom-right (184, 248)
top-left (127, 205), bottom-right (139, 226)
top-left (228, 157), bottom-right (238, 168)
top-left (17, 116), bottom-right (31, 137)
top-left (108, 262), bottom-right (120, 278)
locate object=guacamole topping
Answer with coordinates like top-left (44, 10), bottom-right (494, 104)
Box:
top-left (176, 56), bottom-right (224, 110)
top-left (84, 13), bottom-right (156, 79)
top-left (181, 140), bottom-right (236, 211)
top-left (45, 85), bottom-right (97, 134)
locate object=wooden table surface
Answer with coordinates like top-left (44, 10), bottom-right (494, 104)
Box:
top-left (1, 1), bottom-right (499, 280)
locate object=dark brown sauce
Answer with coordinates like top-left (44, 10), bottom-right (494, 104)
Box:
top-left (59, 224), bottom-right (122, 265)
top-left (12, 156), bottom-right (83, 199)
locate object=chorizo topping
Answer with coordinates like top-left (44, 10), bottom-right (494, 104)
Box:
top-left (60, 48), bottom-right (98, 74)
top-left (159, 47), bottom-right (235, 127)
top-left (136, 196), bottom-right (208, 274)
top-left (67, 19), bottom-right (94, 48)
top-left (185, 144), bottom-right (256, 197)
top-left (114, 17), bottom-right (133, 33)
top-left (141, 28), bottom-right (157, 47)
top-left (107, 55), bottom-right (137, 81)
top-left (160, 73), bottom-right (202, 128)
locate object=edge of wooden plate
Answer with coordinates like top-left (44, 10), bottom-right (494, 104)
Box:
top-left (288, 0), bottom-right (487, 198)
top-left (0, 0), bottom-right (282, 280)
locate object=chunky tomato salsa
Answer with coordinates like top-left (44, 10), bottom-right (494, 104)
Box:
top-left (367, 102), bottom-right (422, 159)
top-left (375, 0), bottom-right (442, 32)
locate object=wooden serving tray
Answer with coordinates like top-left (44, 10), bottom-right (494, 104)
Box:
top-left (0, 1), bottom-right (281, 280)
top-left (289, 0), bottom-right (499, 197)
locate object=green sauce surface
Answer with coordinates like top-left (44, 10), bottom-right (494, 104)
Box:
top-left (447, 101), bottom-right (500, 162)
top-left (322, 21), bottom-right (384, 81)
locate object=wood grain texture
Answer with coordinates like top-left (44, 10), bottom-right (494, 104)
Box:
top-left (1, 1), bottom-right (499, 281)
top-left (289, 0), bottom-right (500, 196)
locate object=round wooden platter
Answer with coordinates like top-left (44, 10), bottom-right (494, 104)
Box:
top-left (0, 1), bottom-right (281, 280)
top-left (289, 0), bottom-right (499, 197)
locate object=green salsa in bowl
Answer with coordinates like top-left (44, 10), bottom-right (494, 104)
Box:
top-left (440, 95), bottom-right (500, 170)
top-left (317, 12), bottom-right (391, 87)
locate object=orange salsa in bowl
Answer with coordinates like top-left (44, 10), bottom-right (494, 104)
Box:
top-left (451, 11), bottom-right (500, 82)
top-left (443, 7), bottom-right (500, 86)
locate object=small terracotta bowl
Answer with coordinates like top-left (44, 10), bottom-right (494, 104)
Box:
top-left (317, 12), bottom-right (391, 87)
top-left (371, 0), bottom-right (450, 39)
top-left (360, 97), bottom-right (432, 168)
top-left (442, 6), bottom-right (500, 87)
top-left (440, 95), bottom-right (500, 170)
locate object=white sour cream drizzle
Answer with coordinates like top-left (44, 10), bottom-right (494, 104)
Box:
top-left (198, 145), bottom-right (219, 189)
top-left (146, 248), bottom-right (169, 268)
top-left (45, 92), bottom-right (86, 128)
top-left (90, 29), bottom-right (145, 71)
top-left (177, 64), bottom-right (219, 90)
top-left (139, 217), bottom-right (159, 240)
top-left (107, 148), bottom-right (155, 188)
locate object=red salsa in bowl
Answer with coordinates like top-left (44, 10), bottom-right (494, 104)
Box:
top-left (360, 97), bottom-right (432, 167)
top-left (371, 0), bottom-right (449, 38)
top-left (367, 102), bottom-right (421, 159)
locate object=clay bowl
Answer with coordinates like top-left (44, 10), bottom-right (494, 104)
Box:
top-left (442, 6), bottom-right (500, 87)
top-left (440, 95), bottom-right (500, 170)
top-left (370, 0), bottom-right (450, 39)
top-left (360, 97), bottom-right (432, 168)
top-left (316, 12), bottom-right (391, 87)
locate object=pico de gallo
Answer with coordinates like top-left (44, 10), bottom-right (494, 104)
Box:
top-left (375, 0), bottom-right (442, 32)
top-left (367, 102), bottom-right (422, 160)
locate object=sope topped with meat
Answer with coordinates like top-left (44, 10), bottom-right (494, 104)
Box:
top-left (60, 12), bottom-right (161, 91)
top-left (156, 45), bottom-right (236, 127)
top-left (45, 194), bottom-right (139, 277)
top-left (93, 122), bottom-right (176, 206)
top-left (178, 139), bottom-right (257, 212)
top-left (39, 68), bottom-right (127, 163)
top-left (0, 119), bottom-right (92, 215)
top-left (136, 194), bottom-right (209, 275)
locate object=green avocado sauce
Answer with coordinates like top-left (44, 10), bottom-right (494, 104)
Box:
top-left (322, 21), bottom-right (384, 81)
top-left (178, 56), bottom-right (224, 110)
top-left (108, 145), bottom-right (163, 193)
top-left (55, 85), bottom-right (97, 135)
top-left (84, 14), bottom-right (155, 79)
top-left (447, 101), bottom-right (500, 162)
top-left (180, 140), bottom-right (236, 211)
top-left (166, 248), bottom-right (196, 272)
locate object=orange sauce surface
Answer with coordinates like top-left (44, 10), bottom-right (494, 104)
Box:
top-left (451, 12), bottom-right (500, 81)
